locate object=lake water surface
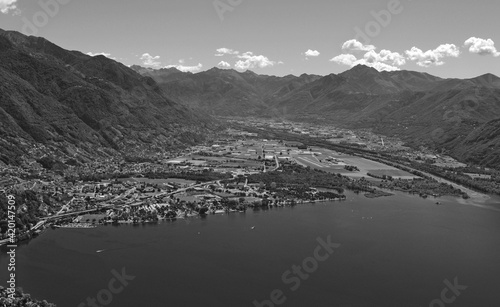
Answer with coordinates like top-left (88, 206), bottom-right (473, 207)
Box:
top-left (2, 191), bottom-right (500, 307)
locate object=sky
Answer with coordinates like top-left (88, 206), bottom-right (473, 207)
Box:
top-left (1, 0), bottom-right (500, 78)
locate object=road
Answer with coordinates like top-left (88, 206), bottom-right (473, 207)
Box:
top-left (273, 155), bottom-right (280, 171)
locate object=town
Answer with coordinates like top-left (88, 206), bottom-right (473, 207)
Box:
top-left (0, 125), bottom-right (479, 246)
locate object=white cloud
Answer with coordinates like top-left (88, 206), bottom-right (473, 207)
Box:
top-left (140, 53), bottom-right (161, 68)
top-left (364, 49), bottom-right (406, 66)
top-left (304, 49), bottom-right (320, 57)
top-left (0, 0), bottom-right (17, 14)
top-left (215, 47), bottom-right (239, 56)
top-left (235, 52), bottom-right (276, 70)
top-left (405, 44), bottom-right (460, 67)
top-left (217, 61), bottom-right (231, 68)
top-left (464, 37), bottom-right (500, 57)
top-left (87, 52), bottom-right (116, 60)
top-left (330, 54), bottom-right (357, 66)
top-left (330, 49), bottom-right (405, 72)
top-left (164, 63), bottom-right (203, 73)
top-left (213, 48), bottom-right (278, 70)
top-left (353, 59), bottom-right (400, 72)
top-left (342, 39), bottom-right (376, 52)
top-left (335, 41), bottom-right (460, 70)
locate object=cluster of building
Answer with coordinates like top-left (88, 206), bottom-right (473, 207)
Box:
top-left (3, 124), bottom-right (486, 246)
top-left (226, 117), bottom-right (470, 169)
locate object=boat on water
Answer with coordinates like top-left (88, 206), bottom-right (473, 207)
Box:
top-left (209, 205), bottom-right (226, 214)
top-left (185, 211), bottom-right (199, 217)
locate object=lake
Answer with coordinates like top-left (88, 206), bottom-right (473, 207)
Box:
top-left (2, 191), bottom-right (500, 307)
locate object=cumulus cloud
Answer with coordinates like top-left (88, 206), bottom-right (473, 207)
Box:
top-left (304, 49), bottom-right (320, 57)
top-left (235, 52), bottom-right (276, 70)
top-left (330, 54), bottom-right (357, 66)
top-left (405, 44), bottom-right (460, 67)
top-left (87, 52), bottom-right (116, 60)
top-left (464, 37), bottom-right (500, 57)
top-left (354, 60), bottom-right (401, 72)
top-left (164, 62), bottom-right (203, 73)
top-left (342, 39), bottom-right (376, 52)
top-left (213, 48), bottom-right (279, 70)
top-left (217, 61), bottom-right (231, 68)
top-left (140, 53), bottom-right (161, 68)
top-left (0, 0), bottom-right (17, 14)
top-left (330, 49), bottom-right (405, 72)
top-left (363, 49), bottom-right (406, 66)
top-left (215, 47), bottom-right (239, 56)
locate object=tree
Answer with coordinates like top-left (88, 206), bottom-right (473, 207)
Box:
top-left (228, 199), bottom-right (238, 208)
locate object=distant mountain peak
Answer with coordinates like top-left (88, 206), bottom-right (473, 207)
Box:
top-left (207, 67), bottom-right (222, 72)
top-left (159, 67), bottom-right (183, 73)
top-left (242, 69), bottom-right (257, 75)
top-left (469, 73), bottom-right (500, 87)
top-left (476, 72), bottom-right (500, 80)
top-left (348, 64), bottom-right (379, 74)
top-left (337, 65), bottom-right (382, 81)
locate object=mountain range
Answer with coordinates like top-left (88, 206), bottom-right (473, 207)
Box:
top-left (132, 64), bottom-right (500, 168)
top-left (0, 29), bottom-right (214, 167)
top-left (1, 28), bottom-right (499, 169)
top-left (131, 65), bottom-right (322, 116)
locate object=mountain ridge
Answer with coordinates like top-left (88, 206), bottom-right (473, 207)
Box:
top-left (0, 29), bottom-right (215, 166)
top-left (2, 27), bottom-right (500, 169)
top-left (133, 63), bottom-right (500, 168)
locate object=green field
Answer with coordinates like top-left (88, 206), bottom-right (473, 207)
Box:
top-left (291, 149), bottom-right (418, 179)
top-left (340, 157), bottom-right (397, 170)
top-left (366, 169), bottom-right (420, 179)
